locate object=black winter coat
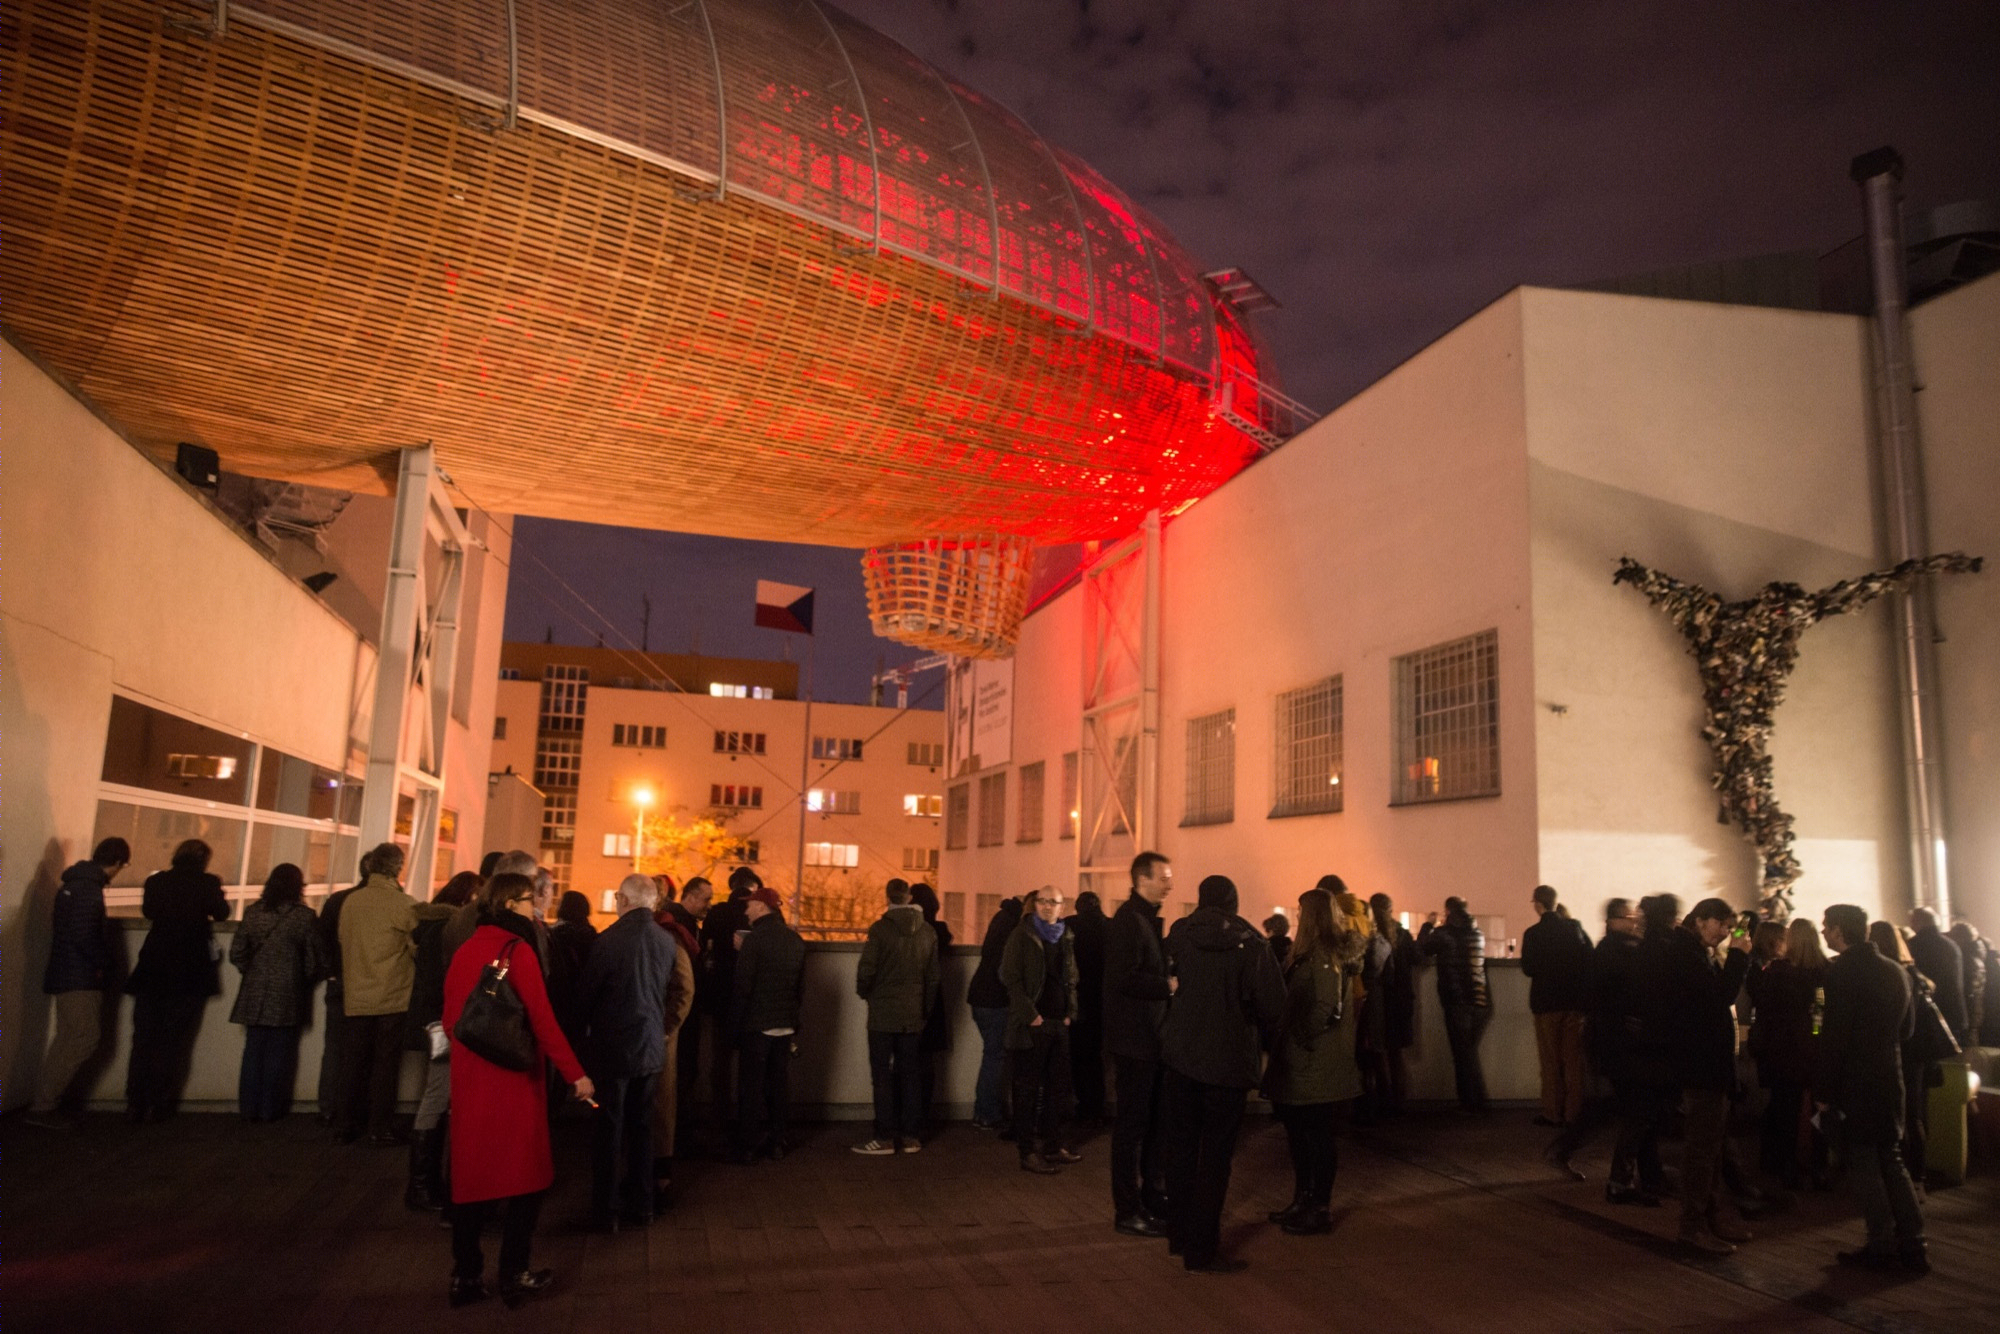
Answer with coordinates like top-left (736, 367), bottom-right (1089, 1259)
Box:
top-left (1421, 911), bottom-right (1489, 1009)
top-left (547, 919), bottom-right (599, 1042)
top-left (318, 883), bottom-right (363, 1006)
top-left (1907, 926), bottom-right (1968, 1043)
top-left (1376, 923), bottom-right (1421, 1050)
top-left (1520, 912), bottom-right (1594, 1013)
top-left (126, 867), bottom-right (230, 997)
top-left (965, 901), bottom-right (1022, 1010)
top-left (1585, 931), bottom-right (1643, 1079)
top-left (733, 911), bottom-right (807, 1039)
top-left (1745, 957), bottom-right (1821, 1086)
top-left (1635, 927), bottom-right (1751, 1091)
top-left (1161, 906), bottom-right (1286, 1089)
top-left (1102, 893), bottom-right (1171, 1060)
top-left (700, 893), bottom-right (750, 1019)
top-left (1816, 941), bottom-right (1913, 1141)
top-left (404, 913), bottom-right (453, 1048)
top-left (1067, 903), bottom-right (1108, 1024)
top-left (575, 909), bottom-right (676, 1079)
top-left (43, 861), bottom-right (116, 993)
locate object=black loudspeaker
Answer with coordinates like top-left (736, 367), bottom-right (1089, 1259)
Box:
top-left (175, 442), bottom-right (220, 490)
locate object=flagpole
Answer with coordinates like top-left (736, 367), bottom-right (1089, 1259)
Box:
top-left (792, 633), bottom-right (815, 926)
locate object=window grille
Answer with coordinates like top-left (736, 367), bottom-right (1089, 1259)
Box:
top-left (1182, 709), bottom-right (1235, 826)
top-left (540, 791), bottom-right (577, 844)
top-left (1392, 629), bottom-right (1500, 805)
top-left (808, 788), bottom-right (861, 814)
top-left (902, 846), bottom-right (940, 871)
top-left (804, 842), bottom-right (860, 868)
top-left (902, 793), bottom-right (942, 818)
top-left (713, 730), bottom-right (767, 754)
top-left (710, 783), bottom-right (764, 809)
top-left (1060, 751), bottom-right (1078, 839)
top-left (813, 736), bottom-right (865, 761)
top-left (1016, 761), bottom-right (1046, 842)
top-left (538, 664), bottom-right (588, 733)
top-left (907, 741), bottom-right (945, 767)
top-left (978, 771), bottom-right (1007, 846)
top-left (613, 724), bottom-right (666, 748)
top-left (1271, 677), bottom-right (1343, 817)
top-left (534, 736), bottom-right (582, 790)
top-left (945, 783), bottom-right (970, 849)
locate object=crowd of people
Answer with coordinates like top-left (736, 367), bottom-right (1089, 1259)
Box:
top-left (25, 835), bottom-right (1998, 1294)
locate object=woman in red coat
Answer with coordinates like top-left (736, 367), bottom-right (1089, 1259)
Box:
top-left (442, 872), bottom-right (594, 1309)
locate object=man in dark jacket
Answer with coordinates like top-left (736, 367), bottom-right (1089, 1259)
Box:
top-left (1906, 909), bottom-right (1967, 1045)
top-left (700, 867), bottom-right (758, 1124)
top-left (1104, 852), bottom-right (1174, 1234)
top-left (853, 878), bottom-right (939, 1155)
top-left (1818, 904), bottom-right (1926, 1274)
top-left (1066, 891), bottom-right (1110, 1123)
top-left (732, 886), bottom-right (805, 1162)
top-left (1569, 899), bottom-right (1662, 1202)
top-left (26, 838), bottom-right (131, 1127)
top-left (1638, 897), bottom-right (1753, 1255)
top-left (1001, 886), bottom-right (1081, 1174)
top-left (1420, 897), bottom-right (1492, 1113)
top-left (315, 851), bottom-right (372, 1122)
top-left (1160, 875), bottom-right (1286, 1274)
top-left (965, 896), bottom-right (1022, 1129)
top-left (1520, 884), bottom-right (1594, 1128)
top-left (576, 874), bottom-right (676, 1227)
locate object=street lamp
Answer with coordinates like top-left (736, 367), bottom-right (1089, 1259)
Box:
top-left (632, 785), bottom-right (654, 873)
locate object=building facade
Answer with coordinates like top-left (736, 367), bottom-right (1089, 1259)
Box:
top-left (491, 646), bottom-right (948, 936)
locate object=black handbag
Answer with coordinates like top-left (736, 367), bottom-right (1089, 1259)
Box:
top-left (1911, 983), bottom-right (1960, 1064)
top-left (453, 939), bottom-right (537, 1071)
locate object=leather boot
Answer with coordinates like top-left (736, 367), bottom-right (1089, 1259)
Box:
top-left (1266, 1189), bottom-right (1309, 1224)
top-left (405, 1127), bottom-right (445, 1211)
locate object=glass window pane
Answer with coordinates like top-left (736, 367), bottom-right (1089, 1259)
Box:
top-left (100, 696), bottom-right (253, 805)
top-left (93, 799), bottom-right (248, 888)
top-left (255, 748), bottom-right (345, 819)
top-left (246, 823), bottom-right (336, 890)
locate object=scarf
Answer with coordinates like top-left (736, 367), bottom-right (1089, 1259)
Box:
top-left (1028, 913), bottom-right (1066, 945)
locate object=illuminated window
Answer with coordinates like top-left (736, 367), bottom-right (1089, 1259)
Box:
top-left (1016, 761), bottom-right (1045, 843)
top-left (710, 784), bottom-right (764, 809)
top-left (903, 793), bottom-right (942, 818)
top-left (907, 741), bottom-right (944, 767)
top-left (945, 783), bottom-right (970, 850)
top-left (602, 833), bottom-right (633, 858)
top-left (1182, 710), bottom-right (1235, 827)
top-left (1272, 677), bottom-right (1343, 817)
top-left (813, 736), bottom-right (865, 761)
top-left (1392, 630), bottom-right (1500, 806)
top-left (709, 682), bottom-right (775, 699)
top-left (534, 736), bottom-right (582, 791)
top-left (808, 788), bottom-right (860, 814)
top-left (613, 724), bottom-right (666, 748)
top-left (539, 664), bottom-right (588, 733)
top-left (713, 730), bottom-right (767, 754)
top-left (977, 772), bottom-right (1007, 847)
top-left (804, 842), bottom-right (860, 868)
top-left (1060, 752), bottom-right (1078, 840)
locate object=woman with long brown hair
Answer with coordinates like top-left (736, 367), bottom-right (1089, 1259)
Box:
top-left (1261, 887), bottom-right (1360, 1235)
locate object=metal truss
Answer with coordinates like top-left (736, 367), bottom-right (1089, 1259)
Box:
top-left (1077, 510), bottom-right (1160, 892)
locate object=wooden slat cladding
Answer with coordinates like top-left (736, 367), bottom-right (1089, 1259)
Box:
top-left (2, 2), bottom-right (1258, 546)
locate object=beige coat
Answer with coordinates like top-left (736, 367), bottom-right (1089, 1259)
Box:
top-left (338, 874), bottom-right (419, 1016)
top-left (651, 943), bottom-right (698, 1155)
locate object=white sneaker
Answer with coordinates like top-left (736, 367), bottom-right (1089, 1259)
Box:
top-left (898, 1137), bottom-right (923, 1154)
top-left (850, 1138), bottom-right (897, 1156)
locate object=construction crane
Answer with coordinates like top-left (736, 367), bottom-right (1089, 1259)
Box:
top-left (871, 654), bottom-right (950, 708)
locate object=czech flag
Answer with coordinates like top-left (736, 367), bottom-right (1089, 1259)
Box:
top-left (754, 580), bottom-right (815, 635)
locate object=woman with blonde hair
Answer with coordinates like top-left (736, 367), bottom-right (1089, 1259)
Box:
top-left (1262, 887), bottom-right (1359, 1235)
top-left (1745, 917), bottom-right (1826, 1186)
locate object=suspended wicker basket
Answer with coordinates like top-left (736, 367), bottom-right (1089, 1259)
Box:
top-left (863, 536), bottom-right (1035, 659)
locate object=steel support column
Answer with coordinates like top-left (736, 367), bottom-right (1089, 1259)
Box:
top-left (1077, 510), bottom-right (1160, 893)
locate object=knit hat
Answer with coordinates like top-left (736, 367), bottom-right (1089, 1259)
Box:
top-left (749, 886), bottom-right (783, 912)
top-left (1197, 875), bottom-right (1238, 914)
top-left (727, 865), bottom-right (763, 897)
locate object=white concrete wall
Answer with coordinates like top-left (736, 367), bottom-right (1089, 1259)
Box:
top-left (1910, 272), bottom-right (2000, 931)
top-left (1, 339), bottom-right (507, 1109)
top-left (1522, 289), bottom-right (1908, 925)
top-left (945, 292), bottom-right (1543, 935)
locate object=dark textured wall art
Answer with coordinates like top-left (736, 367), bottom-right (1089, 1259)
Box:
top-left (1613, 553), bottom-right (1982, 919)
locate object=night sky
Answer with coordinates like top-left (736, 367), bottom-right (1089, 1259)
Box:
top-left (504, 0), bottom-right (2000, 704)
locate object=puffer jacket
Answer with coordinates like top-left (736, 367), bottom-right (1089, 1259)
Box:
top-left (1161, 905), bottom-right (1286, 1089)
top-left (856, 904), bottom-right (938, 1033)
top-left (1421, 910), bottom-right (1490, 1009)
top-left (230, 900), bottom-right (328, 1027)
top-left (43, 861), bottom-right (115, 993)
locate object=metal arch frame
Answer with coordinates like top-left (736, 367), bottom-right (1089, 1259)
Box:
top-left (1032, 137), bottom-right (1099, 330)
top-left (691, 0), bottom-right (730, 198)
top-left (1076, 510), bottom-right (1160, 893)
top-left (803, 0), bottom-right (882, 252)
top-left (355, 445), bottom-right (469, 892)
top-left (926, 69), bottom-right (1002, 294)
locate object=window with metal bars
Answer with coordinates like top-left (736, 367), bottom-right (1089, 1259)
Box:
top-left (538, 664), bottom-right (588, 733)
top-left (977, 772), bottom-right (1007, 846)
top-left (946, 783), bottom-right (970, 849)
top-left (534, 736), bottom-right (582, 791)
top-left (1392, 630), bottom-right (1500, 805)
top-left (1182, 709), bottom-right (1235, 827)
top-left (1271, 677), bottom-right (1343, 817)
top-left (1016, 761), bottom-right (1045, 842)
top-left (1060, 752), bottom-right (1078, 840)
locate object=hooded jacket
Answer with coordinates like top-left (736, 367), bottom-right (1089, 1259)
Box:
top-left (43, 861), bottom-right (116, 993)
top-left (856, 903), bottom-right (939, 1033)
top-left (999, 914), bottom-right (1078, 1049)
top-left (1161, 905), bottom-right (1286, 1089)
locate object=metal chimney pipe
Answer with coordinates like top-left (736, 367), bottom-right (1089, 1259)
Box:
top-left (1850, 146), bottom-right (1952, 923)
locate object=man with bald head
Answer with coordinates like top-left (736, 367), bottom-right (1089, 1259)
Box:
top-left (576, 874), bottom-right (676, 1228)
